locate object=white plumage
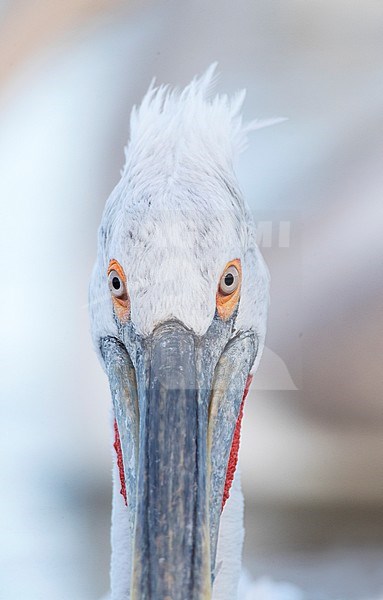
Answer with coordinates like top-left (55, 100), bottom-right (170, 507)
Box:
top-left (90, 65), bottom-right (282, 600)
top-left (90, 64), bottom-right (277, 345)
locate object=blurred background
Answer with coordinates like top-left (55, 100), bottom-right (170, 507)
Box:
top-left (0, 1), bottom-right (382, 599)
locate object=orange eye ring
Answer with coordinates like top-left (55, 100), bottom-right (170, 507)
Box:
top-left (107, 259), bottom-right (130, 322)
top-left (216, 259), bottom-right (242, 320)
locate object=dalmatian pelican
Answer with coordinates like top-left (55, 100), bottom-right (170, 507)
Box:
top-left (89, 65), bottom-right (280, 600)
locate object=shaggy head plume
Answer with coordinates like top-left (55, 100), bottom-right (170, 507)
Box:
top-left (90, 64), bottom-right (280, 343)
top-left (123, 63), bottom-right (284, 187)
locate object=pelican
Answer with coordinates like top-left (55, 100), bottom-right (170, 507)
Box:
top-left (89, 65), bottom-right (277, 600)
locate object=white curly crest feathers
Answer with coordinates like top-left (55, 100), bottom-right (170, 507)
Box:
top-left (126, 62), bottom-right (284, 172)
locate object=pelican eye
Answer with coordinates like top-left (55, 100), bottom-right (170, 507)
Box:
top-left (216, 259), bottom-right (241, 320)
top-left (107, 260), bottom-right (130, 323)
top-left (108, 270), bottom-right (126, 298)
top-left (219, 265), bottom-right (240, 295)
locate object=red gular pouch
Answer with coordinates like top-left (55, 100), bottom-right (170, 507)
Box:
top-left (221, 374), bottom-right (253, 511)
top-left (113, 420), bottom-right (127, 506)
top-left (113, 373), bottom-right (254, 510)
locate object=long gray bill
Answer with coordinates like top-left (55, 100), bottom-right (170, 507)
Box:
top-left (131, 322), bottom-right (211, 600)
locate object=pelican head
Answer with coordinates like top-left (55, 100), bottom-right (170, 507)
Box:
top-left (90, 66), bottom-right (271, 600)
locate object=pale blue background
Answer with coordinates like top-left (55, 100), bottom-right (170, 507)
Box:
top-left (0, 2), bottom-right (382, 598)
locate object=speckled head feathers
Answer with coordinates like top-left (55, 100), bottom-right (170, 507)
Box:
top-left (89, 65), bottom-right (272, 368)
